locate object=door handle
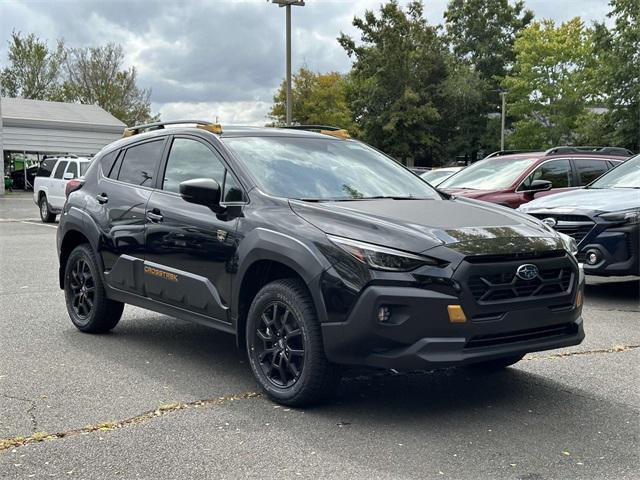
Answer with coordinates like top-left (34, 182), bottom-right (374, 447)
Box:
top-left (96, 193), bottom-right (108, 204)
top-left (146, 210), bottom-right (164, 222)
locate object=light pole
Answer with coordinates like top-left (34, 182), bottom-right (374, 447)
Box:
top-left (500, 91), bottom-right (507, 151)
top-left (271, 0), bottom-right (305, 126)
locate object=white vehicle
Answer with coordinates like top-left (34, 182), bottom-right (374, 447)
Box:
top-left (420, 166), bottom-right (463, 186)
top-left (33, 156), bottom-right (92, 223)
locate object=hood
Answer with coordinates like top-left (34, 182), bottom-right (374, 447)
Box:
top-left (519, 188), bottom-right (640, 215)
top-left (290, 197), bottom-right (560, 255)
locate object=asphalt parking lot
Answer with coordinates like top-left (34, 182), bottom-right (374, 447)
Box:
top-left (0, 192), bottom-right (638, 480)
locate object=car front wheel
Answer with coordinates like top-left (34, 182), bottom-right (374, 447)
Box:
top-left (246, 278), bottom-right (341, 406)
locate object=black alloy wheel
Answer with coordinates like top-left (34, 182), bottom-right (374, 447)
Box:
top-left (68, 257), bottom-right (95, 321)
top-left (254, 301), bottom-right (305, 388)
top-left (64, 244), bottom-right (124, 333)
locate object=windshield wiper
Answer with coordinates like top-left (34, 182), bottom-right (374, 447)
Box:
top-left (358, 195), bottom-right (431, 200)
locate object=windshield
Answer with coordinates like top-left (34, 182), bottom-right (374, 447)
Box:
top-left (439, 157), bottom-right (536, 190)
top-left (224, 136), bottom-right (440, 200)
top-left (589, 155), bottom-right (640, 189)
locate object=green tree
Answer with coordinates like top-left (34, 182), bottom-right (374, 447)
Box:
top-left (591, 0), bottom-right (639, 151)
top-left (269, 68), bottom-right (355, 131)
top-left (338, 1), bottom-right (449, 164)
top-left (0, 31), bottom-right (66, 100)
top-left (503, 18), bottom-right (595, 148)
top-left (63, 44), bottom-right (158, 126)
top-left (444, 0), bottom-right (533, 89)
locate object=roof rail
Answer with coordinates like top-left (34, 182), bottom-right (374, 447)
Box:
top-left (544, 146), bottom-right (634, 157)
top-left (484, 149), bottom-right (538, 159)
top-left (123, 120), bottom-right (222, 137)
top-left (280, 124), bottom-right (351, 139)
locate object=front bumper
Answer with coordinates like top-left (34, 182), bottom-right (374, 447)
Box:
top-left (322, 262), bottom-right (584, 369)
top-left (577, 223), bottom-right (639, 276)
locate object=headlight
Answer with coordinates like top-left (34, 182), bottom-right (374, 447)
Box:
top-left (557, 232), bottom-right (578, 256)
top-left (328, 235), bottom-right (442, 271)
top-left (599, 208), bottom-right (640, 225)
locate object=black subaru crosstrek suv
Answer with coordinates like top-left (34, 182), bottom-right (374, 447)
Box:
top-left (57, 120), bottom-right (585, 406)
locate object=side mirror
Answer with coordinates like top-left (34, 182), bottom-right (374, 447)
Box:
top-left (63, 172), bottom-right (75, 180)
top-left (529, 179), bottom-right (553, 192)
top-left (179, 178), bottom-right (222, 210)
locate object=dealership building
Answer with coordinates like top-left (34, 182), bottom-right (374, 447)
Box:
top-left (0, 97), bottom-right (125, 194)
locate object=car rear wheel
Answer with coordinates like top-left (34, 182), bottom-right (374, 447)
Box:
top-left (64, 244), bottom-right (124, 333)
top-left (246, 278), bottom-right (341, 406)
top-left (466, 354), bottom-right (525, 372)
top-left (39, 195), bottom-right (56, 223)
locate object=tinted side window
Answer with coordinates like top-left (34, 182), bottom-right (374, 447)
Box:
top-left (118, 140), bottom-right (164, 186)
top-left (53, 161), bottom-right (68, 179)
top-left (525, 159), bottom-right (572, 188)
top-left (66, 162), bottom-right (78, 179)
top-left (37, 159), bottom-right (57, 177)
top-left (223, 171), bottom-right (244, 202)
top-left (575, 159), bottom-right (610, 185)
top-left (100, 151), bottom-right (119, 177)
top-left (162, 138), bottom-right (226, 193)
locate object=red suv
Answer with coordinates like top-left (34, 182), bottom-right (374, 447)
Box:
top-left (439, 147), bottom-right (632, 208)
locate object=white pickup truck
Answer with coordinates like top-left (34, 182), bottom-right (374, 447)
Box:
top-left (33, 156), bottom-right (92, 222)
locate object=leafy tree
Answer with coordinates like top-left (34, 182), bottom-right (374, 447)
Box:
top-left (63, 44), bottom-right (158, 126)
top-left (444, 0), bottom-right (533, 89)
top-left (0, 31), bottom-right (66, 100)
top-left (338, 1), bottom-right (449, 164)
top-left (591, 0), bottom-right (639, 151)
top-left (269, 68), bottom-right (355, 131)
top-left (503, 18), bottom-right (595, 148)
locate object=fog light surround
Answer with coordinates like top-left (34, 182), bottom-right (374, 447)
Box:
top-left (586, 250), bottom-right (600, 265)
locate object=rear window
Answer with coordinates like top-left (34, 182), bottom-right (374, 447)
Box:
top-left (37, 159), bottom-right (57, 177)
top-left (117, 140), bottom-right (164, 186)
top-left (575, 159), bottom-right (610, 185)
top-left (53, 161), bottom-right (68, 179)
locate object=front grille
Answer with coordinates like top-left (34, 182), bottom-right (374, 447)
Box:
top-left (465, 250), bottom-right (566, 264)
top-left (468, 267), bottom-right (573, 302)
top-left (465, 323), bottom-right (577, 350)
top-left (530, 214), bottom-right (595, 245)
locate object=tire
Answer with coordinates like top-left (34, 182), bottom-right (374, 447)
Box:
top-left (466, 354), bottom-right (525, 372)
top-left (246, 278), bottom-right (341, 407)
top-left (64, 244), bottom-right (124, 333)
top-left (39, 195), bottom-right (56, 223)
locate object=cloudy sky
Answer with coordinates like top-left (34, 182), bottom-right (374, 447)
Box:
top-left (1, 0), bottom-right (612, 125)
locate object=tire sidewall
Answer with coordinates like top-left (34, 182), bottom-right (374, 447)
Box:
top-left (246, 285), bottom-right (315, 402)
top-left (39, 196), bottom-right (51, 222)
top-left (64, 246), bottom-right (101, 330)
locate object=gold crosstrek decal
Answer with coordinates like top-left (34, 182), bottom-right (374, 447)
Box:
top-left (144, 266), bottom-right (178, 282)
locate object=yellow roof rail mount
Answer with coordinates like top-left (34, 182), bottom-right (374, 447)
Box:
top-left (281, 125), bottom-right (351, 139)
top-left (122, 120), bottom-right (222, 137)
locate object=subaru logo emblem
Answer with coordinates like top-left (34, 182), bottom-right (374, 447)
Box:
top-left (541, 217), bottom-right (557, 228)
top-left (516, 264), bottom-right (539, 281)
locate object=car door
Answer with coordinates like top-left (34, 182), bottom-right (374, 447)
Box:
top-left (517, 158), bottom-right (574, 204)
top-left (93, 138), bottom-right (167, 296)
top-left (49, 159), bottom-right (69, 209)
top-left (144, 135), bottom-right (243, 324)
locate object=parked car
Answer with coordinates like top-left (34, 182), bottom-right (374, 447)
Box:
top-left (57, 120), bottom-right (584, 406)
top-left (439, 147), bottom-right (632, 208)
top-left (33, 156), bottom-right (92, 222)
top-left (519, 154), bottom-right (639, 277)
top-left (421, 166), bottom-right (463, 186)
